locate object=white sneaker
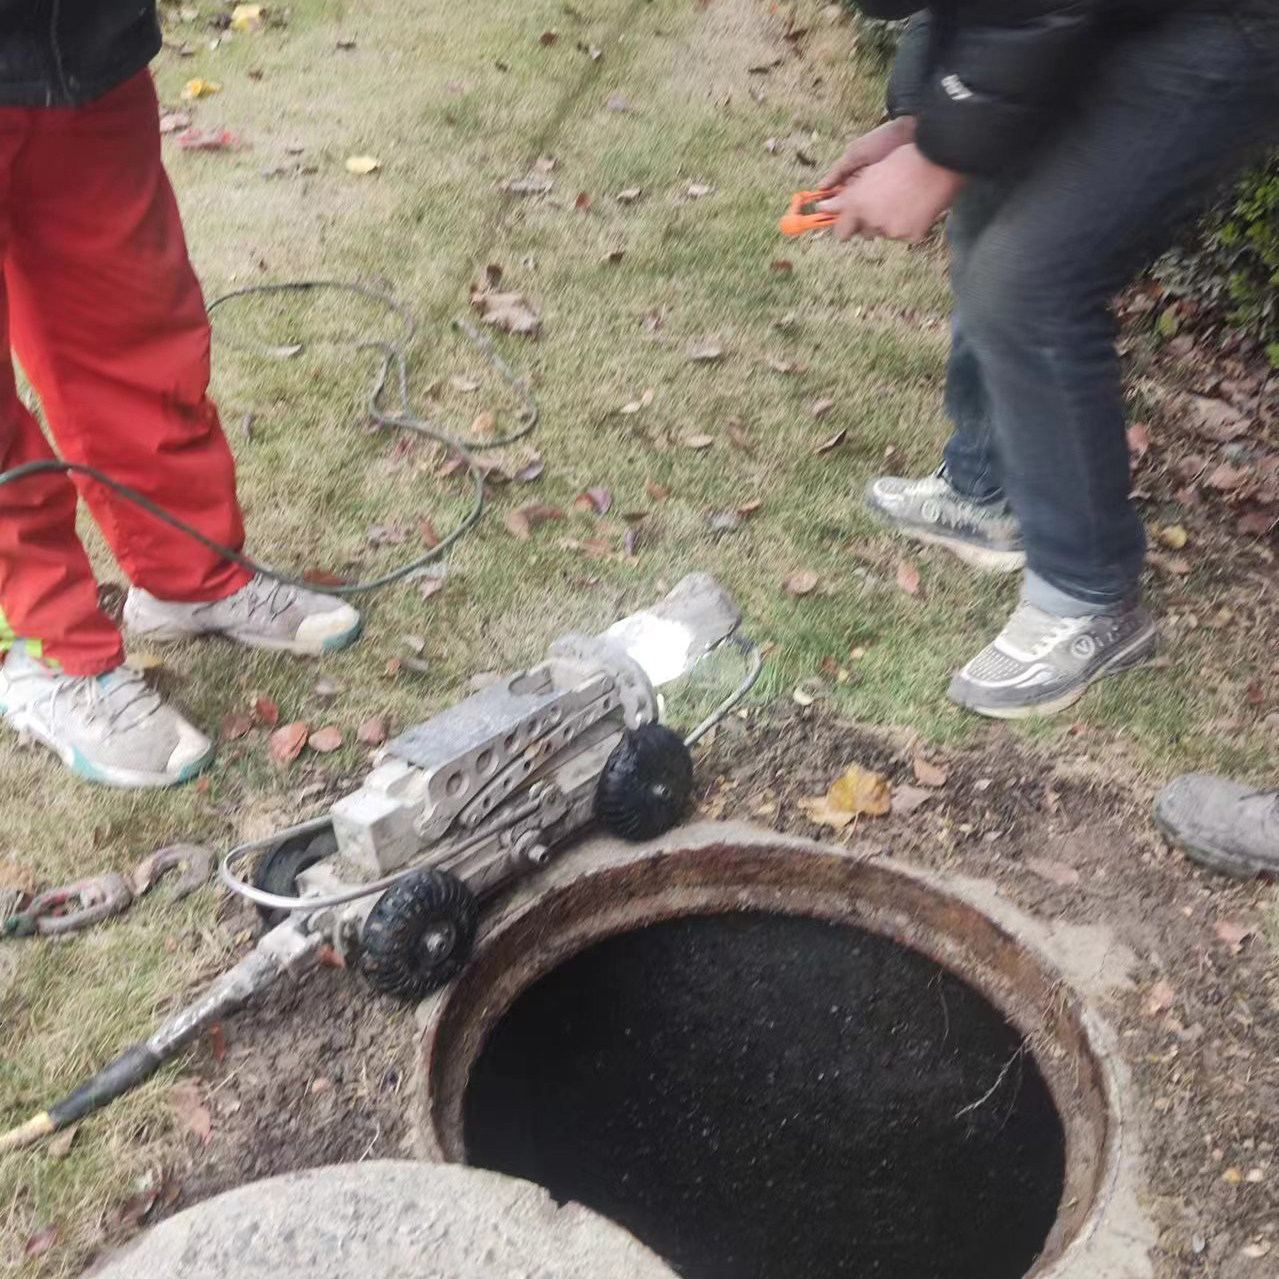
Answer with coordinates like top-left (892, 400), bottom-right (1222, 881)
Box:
top-left (0, 649), bottom-right (214, 788)
top-left (124, 573), bottom-right (362, 657)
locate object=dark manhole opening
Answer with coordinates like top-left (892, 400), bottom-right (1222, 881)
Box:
top-left (464, 912), bottom-right (1067, 1279)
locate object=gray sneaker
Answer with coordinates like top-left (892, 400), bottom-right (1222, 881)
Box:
top-left (948, 600), bottom-right (1158, 719)
top-left (0, 649), bottom-right (214, 788)
top-left (865, 471), bottom-right (1025, 572)
top-left (125, 573), bottom-right (362, 657)
top-left (1153, 774), bottom-right (1278, 878)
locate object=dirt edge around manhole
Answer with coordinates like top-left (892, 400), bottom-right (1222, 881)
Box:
top-left (413, 821), bottom-right (1155, 1279)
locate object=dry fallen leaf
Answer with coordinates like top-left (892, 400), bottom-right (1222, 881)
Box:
top-left (574, 486), bottom-right (612, 515)
top-left (684, 433), bottom-right (715, 450)
top-left (688, 339), bottom-right (724, 363)
top-left (181, 78), bottom-right (221, 100)
top-left (230, 4), bottom-right (266, 32)
top-left (470, 410), bottom-right (497, 439)
top-left (471, 285), bottom-right (541, 337)
top-left (308, 726), bottom-right (343, 754)
top-left (357, 716), bottom-right (390, 747)
top-left (912, 756), bottom-right (948, 788)
top-left (449, 374), bottom-right (480, 393)
top-left (268, 722), bottom-right (309, 766)
top-left (1149, 552), bottom-right (1192, 577)
top-left (815, 429), bottom-right (846, 455)
top-left (1206, 462), bottom-right (1250, 491)
top-left (1126, 422), bottom-right (1151, 457)
top-left (1188, 394), bottom-right (1246, 441)
top-left (891, 784), bottom-right (933, 817)
top-left (826, 763), bottom-right (893, 819)
top-left (47, 1125), bottom-right (80, 1160)
top-left (687, 182), bottom-right (715, 198)
top-left (220, 713), bottom-right (254, 742)
top-left (254, 695), bottom-right (280, 727)
top-left (1214, 920), bottom-right (1255, 954)
top-left (616, 187), bottom-right (643, 203)
top-left (606, 93), bottom-right (631, 112)
top-left (1146, 979), bottom-right (1176, 1017)
top-left (896, 560), bottom-right (922, 598)
top-left (345, 154), bottom-right (382, 175)
top-left (644, 479), bottom-right (670, 502)
top-left (770, 259), bottom-right (794, 273)
top-left (810, 396), bottom-right (835, 419)
top-left (208, 1022), bottom-right (228, 1064)
top-left (783, 569), bottom-right (819, 597)
top-left (505, 503), bottom-right (565, 539)
top-left (1238, 511), bottom-right (1274, 536)
top-left (124, 651), bottom-right (165, 674)
top-left (159, 110), bottom-right (191, 134)
top-left (169, 1079), bottom-right (213, 1144)
top-left (1025, 857), bottom-right (1081, 888)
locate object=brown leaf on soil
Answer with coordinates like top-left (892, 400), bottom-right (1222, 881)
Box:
top-left (268, 722), bottom-right (309, 766)
top-left (1025, 857), bottom-right (1081, 888)
top-left (815, 429), bottom-right (846, 455)
top-left (24, 1226), bottom-right (61, 1258)
top-left (1214, 919), bottom-right (1255, 954)
top-left (254, 696), bottom-right (280, 727)
top-left (505, 503), bottom-right (565, 539)
top-left (770, 259), bottom-right (794, 273)
top-left (738, 499), bottom-right (764, 517)
top-left (170, 1078), bottom-right (213, 1144)
top-left (1206, 462), bottom-right (1250, 491)
top-left (688, 338), bottom-right (724, 363)
top-left (783, 569), bottom-right (819, 597)
top-left (470, 410), bottom-right (497, 440)
top-left (684, 433), bottom-right (715, 450)
top-left (895, 560), bottom-right (922, 598)
top-left (470, 284), bottom-right (541, 337)
top-left (912, 756), bottom-right (949, 787)
top-left (574, 486), bottom-right (612, 515)
top-left (891, 784), bottom-right (933, 817)
top-left (644, 479), bottom-right (670, 502)
top-left (539, 29), bottom-right (559, 45)
top-left (220, 713), bottom-right (254, 742)
top-left (810, 396), bottom-right (835, 419)
top-left (514, 457), bottom-right (545, 483)
top-left (1149, 552), bottom-right (1192, 576)
top-left (1246, 681), bottom-right (1265, 707)
top-left (1188, 394), bottom-right (1246, 441)
top-left (687, 182), bottom-right (715, 198)
top-left (417, 517), bottom-right (441, 549)
top-left (308, 726), bottom-right (343, 754)
top-left (449, 374), bottom-right (480, 393)
top-left (1126, 422), bottom-right (1151, 457)
top-left (357, 716), bottom-right (390, 747)
top-left (0, 856), bottom-right (38, 894)
top-left (574, 191), bottom-right (592, 211)
top-left (418, 577), bottom-right (445, 601)
top-left (815, 763), bottom-right (893, 823)
top-left (766, 355), bottom-right (803, 374)
top-left (208, 1022), bottom-right (228, 1064)
top-left (1237, 511), bottom-right (1274, 536)
top-left (606, 93), bottom-right (631, 112)
top-left (616, 187), bottom-right (643, 203)
top-left (1146, 979), bottom-right (1176, 1017)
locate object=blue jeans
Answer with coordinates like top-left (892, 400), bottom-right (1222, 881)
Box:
top-left (937, 8), bottom-right (1279, 616)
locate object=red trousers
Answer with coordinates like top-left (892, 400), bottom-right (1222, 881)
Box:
top-left (0, 71), bottom-right (249, 677)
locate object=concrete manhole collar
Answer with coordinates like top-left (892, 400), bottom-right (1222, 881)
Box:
top-left (416, 821), bottom-right (1151, 1279)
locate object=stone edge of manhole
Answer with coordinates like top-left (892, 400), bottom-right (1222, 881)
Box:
top-left (411, 819), bottom-right (1157, 1279)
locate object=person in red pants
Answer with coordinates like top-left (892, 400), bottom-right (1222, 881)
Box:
top-left (0, 5), bottom-right (361, 789)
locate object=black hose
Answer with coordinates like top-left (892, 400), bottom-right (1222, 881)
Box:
top-left (0, 282), bottom-right (539, 596)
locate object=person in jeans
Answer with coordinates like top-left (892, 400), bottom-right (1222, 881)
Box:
top-left (821, 2), bottom-right (1279, 720)
top-left (0, 3), bottom-right (361, 789)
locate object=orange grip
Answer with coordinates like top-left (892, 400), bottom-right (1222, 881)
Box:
top-left (779, 189), bottom-right (838, 237)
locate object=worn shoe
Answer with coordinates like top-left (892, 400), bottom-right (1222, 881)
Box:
top-left (0, 649), bottom-right (213, 788)
top-left (948, 601), bottom-right (1158, 719)
top-left (865, 470), bottom-right (1025, 572)
top-left (1153, 773), bottom-right (1278, 878)
top-left (125, 573), bottom-right (362, 657)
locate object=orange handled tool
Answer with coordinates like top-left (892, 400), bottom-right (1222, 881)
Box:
top-left (779, 189), bottom-right (838, 236)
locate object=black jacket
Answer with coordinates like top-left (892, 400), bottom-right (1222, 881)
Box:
top-left (0, 1), bottom-right (161, 108)
top-left (864, 1), bottom-right (1275, 176)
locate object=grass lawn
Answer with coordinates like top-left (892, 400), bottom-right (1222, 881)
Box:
top-left (2, 0), bottom-right (1275, 1272)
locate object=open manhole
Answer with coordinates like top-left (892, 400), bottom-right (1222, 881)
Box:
top-left (418, 830), bottom-right (1119, 1279)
